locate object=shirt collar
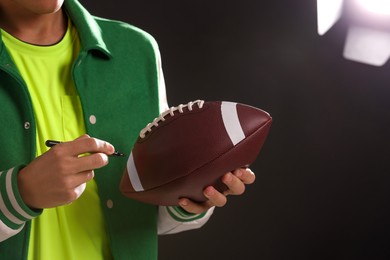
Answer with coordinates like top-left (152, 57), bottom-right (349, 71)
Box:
top-left (64, 0), bottom-right (112, 59)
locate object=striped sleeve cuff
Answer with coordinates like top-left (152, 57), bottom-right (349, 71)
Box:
top-left (0, 167), bottom-right (42, 231)
top-left (166, 206), bottom-right (206, 222)
top-left (157, 206), bottom-right (214, 235)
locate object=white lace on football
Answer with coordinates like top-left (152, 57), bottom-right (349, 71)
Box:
top-left (139, 100), bottom-right (205, 138)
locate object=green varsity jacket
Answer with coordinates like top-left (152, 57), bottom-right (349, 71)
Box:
top-left (0, 0), bottom-right (211, 259)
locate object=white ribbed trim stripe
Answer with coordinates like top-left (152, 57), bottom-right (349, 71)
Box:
top-left (166, 206), bottom-right (202, 221)
top-left (126, 152), bottom-right (144, 192)
top-left (5, 169), bottom-right (34, 219)
top-left (0, 219), bottom-right (24, 242)
top-left (157, 206), bottom-right (215, 235)
top-left (156, 46), bottom-right (169, 114)
top-left (221, 102), bottom-right (246, 146)
top-left (0, 171), bottom-right (24, 225)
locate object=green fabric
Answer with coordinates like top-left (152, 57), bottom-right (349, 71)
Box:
top-left (2, 19), bottom-right (113, 260)
top-left (0, 0), bottom-right (162, 259)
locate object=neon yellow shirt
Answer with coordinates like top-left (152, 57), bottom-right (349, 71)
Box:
top-left (1, 20), bottom-right (112, 260)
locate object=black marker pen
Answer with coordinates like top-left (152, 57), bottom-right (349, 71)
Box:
top-left (45, 140), bottom-right (126, 157)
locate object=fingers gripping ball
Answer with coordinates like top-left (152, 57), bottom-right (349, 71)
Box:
top-left (120, 100), bottom-right (272, 206)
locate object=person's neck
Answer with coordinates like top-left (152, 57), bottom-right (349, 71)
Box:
top-left (0, 8), bottom-right (67, 46)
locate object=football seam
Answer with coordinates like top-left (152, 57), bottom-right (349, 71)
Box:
top-left (137, 105), bottom-right (212, 143)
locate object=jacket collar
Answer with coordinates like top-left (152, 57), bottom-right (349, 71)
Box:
top-left (64, 0), bottom-right (112, 58)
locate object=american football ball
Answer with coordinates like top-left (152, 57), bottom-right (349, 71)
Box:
top-left (120, 100), bottom-right (272, 206)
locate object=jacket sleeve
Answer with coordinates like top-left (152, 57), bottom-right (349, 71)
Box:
top-left (153, 39), bottom-right (215, 235)
top-left (157, 206), bottom-right (214, 235)
top-left (0, 166), bottom-right (42, 242)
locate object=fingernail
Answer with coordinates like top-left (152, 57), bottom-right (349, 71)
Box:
top-left (107, 143), bottom-right (115, 152)
top-left (246, 168), bottom-right (255, 175)
top-left (204, 186), bottom-right (215, 197)
top-left (102, 154), bottom-right (109, 164)
top-left (179, 199), bottom-right (188, 207)
top-left (224, 173), bottom-right (233, 182)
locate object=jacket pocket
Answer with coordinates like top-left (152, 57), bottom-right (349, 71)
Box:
top-left (61, 95), bottom-right (86, 141)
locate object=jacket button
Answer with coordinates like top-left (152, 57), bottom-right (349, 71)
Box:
top-left (106, 200), bottom-right (114, 209)
top-left (89, 115), bottom-right (96, 124)
top-left (24, 122), bottom-right (30, 129)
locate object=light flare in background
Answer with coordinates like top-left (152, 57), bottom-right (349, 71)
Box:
top-left (317, 0), bottom-right (344, 35)
top-left (317, 0), bottom-right (390, 66)
top-left (355, 0), bottom-right (390, 16)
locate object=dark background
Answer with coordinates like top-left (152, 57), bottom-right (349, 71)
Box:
top-left (82, 1), bottom-right (390, 259)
